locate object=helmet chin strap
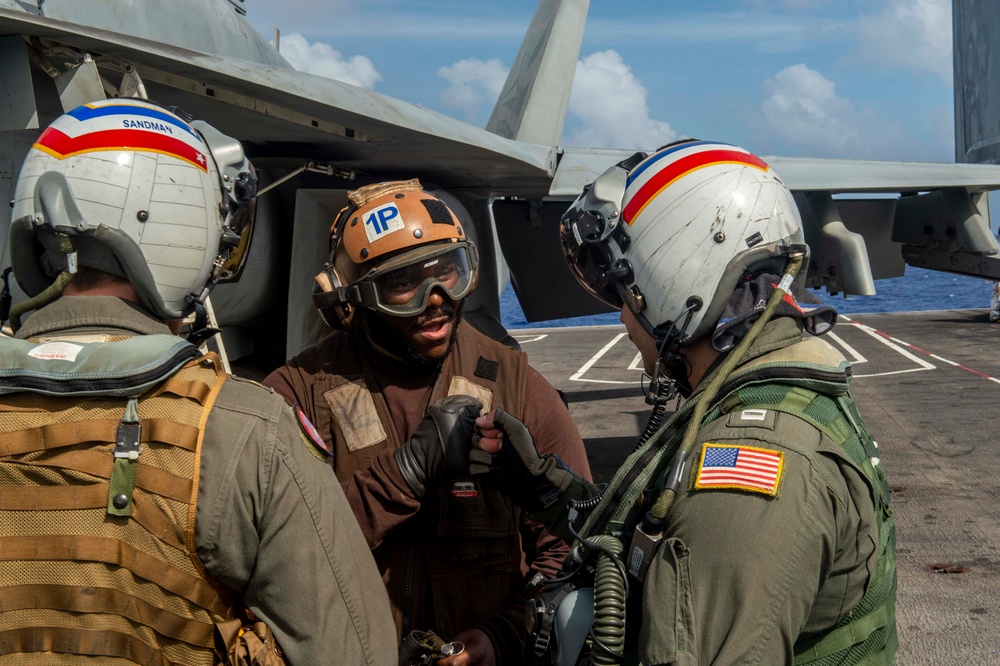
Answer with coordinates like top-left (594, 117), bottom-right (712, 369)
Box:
top-left (645, 299), bottom-right (701, 400)
top-left (9, 234), bottom-right (78, 333)
top-left (183, 288), bottom-right (221, 346)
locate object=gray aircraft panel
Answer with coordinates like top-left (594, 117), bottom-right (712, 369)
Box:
top-left (0, 7), bottom-right (557, 194)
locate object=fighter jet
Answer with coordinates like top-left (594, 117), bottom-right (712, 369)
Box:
top-left (1, 0), bottom-right (998, 369)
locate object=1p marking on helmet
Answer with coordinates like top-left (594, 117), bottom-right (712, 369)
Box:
top-left (312, 179), bottom-right (479, 330)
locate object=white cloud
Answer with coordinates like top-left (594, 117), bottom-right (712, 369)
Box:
top-left (437, 50), bottom-right (675, 150)
top-left (279, 33), bottom-right (382, 89)
top-left (761, 64), bottom-right (860, 156)
top-left (564, 50), bottom-right (676, 150)
top-left (438, 58), bottom-right (508, 122)
top-left (758, 63), bottom-right (951, 161)
top-left (857, 0), bottom-right (951, 83)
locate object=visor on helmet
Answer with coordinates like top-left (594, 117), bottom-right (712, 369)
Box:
top-left (191, 120), bottom-right (259, 284)
top-left (214, 189), bottom-right (257, 283)
top-left (355, 242), bottom-right (478, 317)
top-left (559, 155), bottom-right (644, 310)
top-left (560, 226), bottom-right (623, 309)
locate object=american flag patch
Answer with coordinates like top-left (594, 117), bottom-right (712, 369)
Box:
top-left (693, 444), bottom-right (784, 496)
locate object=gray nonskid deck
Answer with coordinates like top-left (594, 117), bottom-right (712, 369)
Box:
top-left (514, 309), bottom-right (1000, 665)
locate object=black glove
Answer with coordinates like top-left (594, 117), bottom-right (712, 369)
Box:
top-left (469, 408), bottom-right (596, 513)
top-left (394, 394), bottom-right (482, 498)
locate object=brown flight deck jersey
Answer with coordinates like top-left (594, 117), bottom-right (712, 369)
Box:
top-left (3, 296), bottom-right (395, 666)
top-left (264, 322), bottom-right (591, 664)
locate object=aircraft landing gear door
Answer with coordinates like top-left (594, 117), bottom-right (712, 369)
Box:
top-left (492, 198), bottom-right (616, 324)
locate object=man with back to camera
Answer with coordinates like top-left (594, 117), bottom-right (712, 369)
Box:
top-left (470, 141), bottom-right (897, 664)
top-left (262, 179), bottom-right (592, 665)
top-left (0, 99), bottom-right (395, 665)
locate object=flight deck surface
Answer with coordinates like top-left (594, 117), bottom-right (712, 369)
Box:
top-left (514, 308), bottom-right (1000, 665)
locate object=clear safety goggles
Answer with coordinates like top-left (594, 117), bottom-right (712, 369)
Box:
top-left (353, 242), bottom-right (478, 317)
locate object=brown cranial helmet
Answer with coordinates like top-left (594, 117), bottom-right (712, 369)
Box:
top-left (313, 179), bottom-right (479, 329)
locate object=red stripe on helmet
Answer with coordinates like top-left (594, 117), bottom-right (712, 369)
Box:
top-left (623, 149), bottom-right (768, 224)
top-left (34, 127), bottom-right (208, 171)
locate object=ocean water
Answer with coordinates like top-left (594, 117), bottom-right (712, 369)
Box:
top-left (500, 267), bottom-right (996, 329)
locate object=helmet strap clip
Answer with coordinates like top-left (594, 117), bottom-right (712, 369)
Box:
top-left (184, 289), bottom-right (221, 345)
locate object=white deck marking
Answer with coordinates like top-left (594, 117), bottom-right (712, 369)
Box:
top-left (627, 352), bottom-right (644, 371)
top-left (514, 334), bottom-right (548, 344)
top-left (846, 321), bottom-right (935, 377)
top-left (570, 332), bottom-right (633, 384)
top-left (825, 331), bottom-right (867, 364)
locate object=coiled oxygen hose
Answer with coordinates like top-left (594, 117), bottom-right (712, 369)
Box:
top-left (589, 535), bottom-right (626, 666)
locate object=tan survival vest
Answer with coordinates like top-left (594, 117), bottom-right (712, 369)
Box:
top-left (0, 335), bottom-right (236, 665)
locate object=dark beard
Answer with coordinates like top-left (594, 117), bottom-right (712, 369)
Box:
top-left (362, 301), bottom-right (464, 369)
top-left (403, 302), bottom-right (463, 366)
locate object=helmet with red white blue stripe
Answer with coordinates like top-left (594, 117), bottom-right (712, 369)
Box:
top-left (560, 140), bottom-right (805, 345)
top-left (9, 98), bottom-right (256, 322)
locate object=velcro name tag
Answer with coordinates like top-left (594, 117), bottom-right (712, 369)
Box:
top-left (726, 408), bottom-right (776, 430)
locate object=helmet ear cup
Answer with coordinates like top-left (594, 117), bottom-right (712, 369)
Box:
top-left (312, 264), bottom-right (355, 330)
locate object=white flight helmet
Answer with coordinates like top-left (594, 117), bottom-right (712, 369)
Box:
top-left (561, 140), bottom-right (806, 346)
top-left (9, 98), bottom-right (257, 325)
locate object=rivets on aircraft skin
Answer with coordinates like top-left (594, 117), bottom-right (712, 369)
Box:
top-left (360, 248), bottom-right (369, 259)
top-left (714, 231), bottom-right (725, 243)
top-left (137, 210), bottom-right (148, 222)
top-left (414, 229), bottom-right (423, 238)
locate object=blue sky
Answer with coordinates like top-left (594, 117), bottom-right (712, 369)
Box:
top-left (244, 0), bottom-right (955, 164)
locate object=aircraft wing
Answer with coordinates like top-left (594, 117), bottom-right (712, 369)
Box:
top-left (549, 148), bottom-right (1000, 197)
top-left (524, 149), bottom-right (1000, 320)
top-left (0, 8), bottom-right (557, 195)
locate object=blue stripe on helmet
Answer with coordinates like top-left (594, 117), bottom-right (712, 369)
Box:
top-left (67, 104), bottom-right (202, 140)
top-left (626, 140), bottom-right (735, 186)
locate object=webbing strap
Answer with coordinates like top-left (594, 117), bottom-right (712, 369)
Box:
top-left (0, 626), bottom-right (179, 665)
top-left (11, 450), bottom-right (193, 503)
top-left (0, 418), bottom-right (199, 456)
top-left (0, 535), bottom-right (230, 616)
top-left (151, 376), bottom-right (213, 405)
top-left (0, 483), bottom-right (108, 510)
top-left (0, 584), bottom-right (215, 646)
top-left (184, 354), bottom-right (228, 580)
top-left (0, 485), bottom-right (184, 549)
top-left (794, 605), bottom-right (890, 663)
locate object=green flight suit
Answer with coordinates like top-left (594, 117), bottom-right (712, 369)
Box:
top-left (587, 318), bottom-right (896, 665)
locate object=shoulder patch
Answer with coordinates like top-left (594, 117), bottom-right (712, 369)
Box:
top-left (693, 443), bottom-right (784, 497)
top-left (294, 404), bottom-right (332, 459)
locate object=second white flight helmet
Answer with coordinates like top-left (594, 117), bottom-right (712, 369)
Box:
top-left (561, 140), bottom-right (806, 345)
top-left (9, 98), bottom-right (256, 324)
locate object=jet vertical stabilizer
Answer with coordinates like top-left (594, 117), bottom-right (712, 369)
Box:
top-left (486, 0), bottom-right (589, 146)
top-left (954, 0), bottom-right (1000, 165)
